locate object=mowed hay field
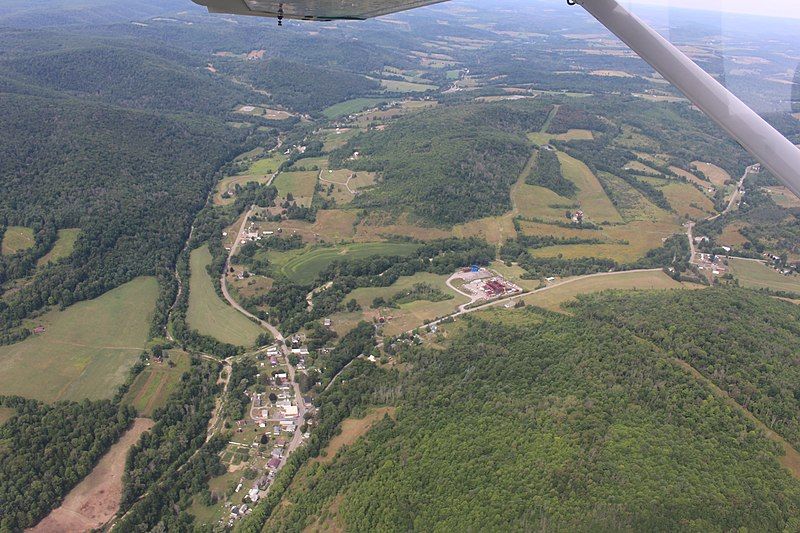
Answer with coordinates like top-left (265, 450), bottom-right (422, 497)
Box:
top-left (0, 277), bottom-right (158, 401)
top-left (557, 152), bottom-right (622, 223)
top-left (729, 258), bottom-right (800, 294)
top-left (1, 226), bottom-right (34, 255)
top-left (268, 242), bottom-right (420, 284)
top-left (519, 270), bottom-right (698, 312)
top-left (124, 350), bottom-right (191, 416)
top-left (187, 246), bottom-right (263, 347)
top-left (274, 171), bottom-right (319, 207)
top-left (37, 228), bottom-right (80, 266)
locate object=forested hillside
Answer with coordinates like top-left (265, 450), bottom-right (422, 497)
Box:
top-left (573, 289), bottom-right (800, 449)
top-left (333, 101), bottom-right (550, 224)
top-left (0, 93), bottom-right (250, 334)
top-left (2, 44), bottom-right (259, 115)
top-left (227, 58), bottom-right (381, 114)
top-left (255, 289), bottom-right (800, 531)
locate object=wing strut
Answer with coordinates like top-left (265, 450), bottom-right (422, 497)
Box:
top-left (575, 0), bottom-right (800, 198)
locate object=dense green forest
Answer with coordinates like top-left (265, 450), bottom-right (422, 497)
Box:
top-left (332, 101), bottom-right (549, 225)
top-left (0, 396), bottom-right (136, 531)
top-left (572, 288), bottom-right (800, 450)
top-left (0, 93), bottom-right (253, 337)
top-left (2, 43), bottom-right (260, 115)
top-left (226, 58), bottom-right (381, 114)
top-left (253, 289), bottom-right (800, 531)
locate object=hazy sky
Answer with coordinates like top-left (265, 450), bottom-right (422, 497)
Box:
top-left (628, 0), bottom-right (800, 19)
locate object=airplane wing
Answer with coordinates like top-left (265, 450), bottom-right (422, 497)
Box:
top-left (192, 0), bottom-right (800, 198)
top-left (191, 0), bottom-right (447, 21)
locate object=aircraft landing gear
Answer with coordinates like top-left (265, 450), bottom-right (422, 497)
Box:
top-left (277, 3), bottom-right (284, 26)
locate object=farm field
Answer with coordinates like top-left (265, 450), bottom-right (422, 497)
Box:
top-left (187, 246), bottom-right (263, 347)
top-left (728, 258), bottom-right (800, 294)
top-left (513, 182), bottom-right (576, 221)
top-left (0, 277), bottom-right (158, 401)
top-left (557, 151), bottom-right (623, 223)
top-left (1, 226), bottom-right (34, 255)
top-left (345, 272), bottom-right (460, 309)
top-left (124, 350), bottom-right (191, 417)
top-left (380, 79), bottom-right (437, 92)
top-left (31, 418), bottom-right (155, 533)
top-left (37, 228), bottom-right (80, 266)
top-left (273, 170), bottom-right (319, 207)
top-left (763, 186), bottom-right (800, 209)
top-left (527, 129), bottom-right (593, 145)
top-left (323, 98), bottom-right (388, 119)
top-left (322, 128), bottom-right (358, 151)
top-left (519, 270), bottom-right (698, 312)
top-left (660, 182), bottom-right (716, 219)
top-left (692, 161), bottom-right (732, 187)
top-left (267, 242), bottom-right (420, 284)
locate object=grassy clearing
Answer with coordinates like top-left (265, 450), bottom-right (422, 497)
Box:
top-left (256, 209), bottom-right (359, 243)
top-left (37, 228), bottom-right (80, 266)
top-left (380, 79), bottom-right (437, 92)
top-left (661, 182), bottom-right (716, 219)
top-left (274, 171), bottom-right (318, 207)
top-left (557, 152), bottom-right (623, 223)
top-left (728, 258), bottom-right (800, 294)
top-left (268, 242), bottom-right (420, 284)
top-left (691, 161), bottom-right (732, 187)
top-left (669, 166), bottom-right (713, 191)
top-left (528, 130), bottom-right (594, 145)
top-left (124, 350), bottom-right (191, 417)
top-left (452, 214), bottom-right (516, 245)
top-left (187, 246), bottom-right (263, 347)
top-left (346, 272), bottom-right (459, 309)
top-left (519, 270), bottom-right (697, 312)
top-left (0, 277), bottom-right (157, 401)
top-left (322, 129), bottom-right (358, 152)
top-left (1, 226), bottom-right (34, 255)
top-left (763, 186), bottom-right (800, 209)
top-left (718, 222), bottom-right (750, 247)
top-left (323, 98), bottom-right (388, 119)
top-left (0, 407), bottom-right (15, 426)
top-left (214, 153), bottom-right (287, 205)
top-left (317, 407), bottom-right (396, 464)
top-left (514, 183), bottom-right (576, 221)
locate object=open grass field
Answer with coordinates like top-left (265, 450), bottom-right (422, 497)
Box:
top-left (123, 350), bottom-right (191, 417)
top-left (31, 418), bottom-right (155, 533)
top-left (691, 161), bottom-right (732, 187)
top-left (274, 171), bottom-right (318, 207)
top-left (268, 242), bottom-right (420, 284)
top-left (452, 214), bottom-right (516, 245)
top-left (187, 246), bottom-right (263, 347)
top-left (317, 407), bottom-right (396, 464)
top-left (322, 128), bottom-right (358, 152)
top-left (1, 226), bottom-right (35, 255)
top-left (728, 258), bottom-right (800, 294)
top-left (514, 183), bottom-right (576, 221)
top-left (519, 270), bottom-right (698, 312)
top-left (557, 152), bottom-right (623, 223)
top-left (763, 186), bottom-right (800, 209)
top-left (669, 166), bottom-right (714, 191)
top-left (380, 79), bottom-right (437, 92)
top-left (528, 130), bottom-right (594, 145)
top-left (214, 153), bottom-right (287, 205)
top-left (0, 277), bottom-right (157, 402)
top-left (660, 182), bottom-right (716, 219)
top-left (345, 272), bottom-right (460, 309)
top-left (256, 209), bottom-right (359, 243)
top-left (37, 228), bottom-right (80, 266)
top-left (528, 219), bottom-right (680, 264)
top-left (598, 172), bottom-right (670, 222)
top-left (323, 98), bottom-right (389, 119)
top-left (718, 222), bottom-right (750, 247)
